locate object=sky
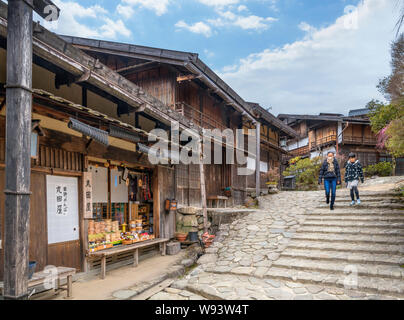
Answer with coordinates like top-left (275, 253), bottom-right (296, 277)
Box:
top-left (32, 0), bottom-right (401, 116)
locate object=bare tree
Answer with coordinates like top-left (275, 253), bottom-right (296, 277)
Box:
top-left (378, 34), bottom-right (404, 102)
top-left (395, 0), bottom-right (404, 36)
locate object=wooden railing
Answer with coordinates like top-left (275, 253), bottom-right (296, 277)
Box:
top-left (311, 135), bottom-right (337, 149)
top-left (290, 145), bottom-right (310, 156)
top-left (343, 136), bottom-right (377, 145)
top-left (175, 102), bottom-right (226, 131)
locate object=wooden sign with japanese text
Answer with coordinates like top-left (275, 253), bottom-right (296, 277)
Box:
top-left (83, 171), bottom-right (93, 219)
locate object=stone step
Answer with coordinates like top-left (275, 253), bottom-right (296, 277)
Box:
top-left (272, 257), bottom-right (404, 280)
top-left (309, 209), bottom-right (404, 215)
top-left (317, 203), bottom-right (404, 210)
top-left (334, 194), bottom-right (401, 199)
top-left (281, 248), bottom-right (404, 265)
top-left (287, 239), bottom-right (404, 254)
top-left (296, 225), bottom-right (404, 236)
top-left (292, 232), bottom-right (404, 245)
top-left (265, 267), bottom-right (404, 297)
top-left (302, 221), bottom-right (404, 228)
top-left (334, 198), bottom-right (403, 203)
top-left (304, 216), bottom-right (404, 223)
top-left (336, 192), bottom-right (399, 197)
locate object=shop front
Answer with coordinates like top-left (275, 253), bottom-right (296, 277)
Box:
top-left (0, 87), bottom-right (170, 279)
top-left (86, 160), bottom-right (157, 255)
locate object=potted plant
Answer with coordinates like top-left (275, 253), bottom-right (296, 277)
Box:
top-left (265, 167), bottom-right (280, 192)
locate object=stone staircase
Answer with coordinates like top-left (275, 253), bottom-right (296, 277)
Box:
top-left (266, 191), bottom-right (404, 298)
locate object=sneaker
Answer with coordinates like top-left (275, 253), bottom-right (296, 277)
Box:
top-left (350, 201), bottom-right (355, 206)
top-left (326, 198), bottom-right (330, 204)
top-left (330, 205), bottom-right (334, 210)
top-left (356, 199), bottom-right (361, 205)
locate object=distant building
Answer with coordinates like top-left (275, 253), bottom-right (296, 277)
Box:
top-left (278, 110), bottom-right (394, 169)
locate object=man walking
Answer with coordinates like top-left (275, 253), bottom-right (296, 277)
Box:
top-left (319, 152), bottom-right (342, 210)
top-left (345, 152), bottom-right (364, 206)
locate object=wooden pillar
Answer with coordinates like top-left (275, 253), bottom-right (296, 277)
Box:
top-left (3, 0), bottom-right (34, 300)
top-left (82, 87), bottom-right (87, 107)
top-left (255, 122), bottom-right (261, 197)
top-left (107, 162), bottom-right (111, 219)
top-left (199, 142), bottom-right (208, 233)
top-left (152, 167), bottom-right (160, 238)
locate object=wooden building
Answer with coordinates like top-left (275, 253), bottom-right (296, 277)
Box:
top-left (0, 1), bottom-right (298, 281)
top-left (59, 35), bottom-right (288, 205)
top-left (277, 111), bottom-right (389, 167)
top-left (245, 103), bottom-right (299, 192)
top-left (0, 2), bottom-right (235, 279)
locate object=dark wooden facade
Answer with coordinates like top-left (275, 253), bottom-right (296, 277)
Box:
top-left (62, 41), bottom-right (298, 203)
top-left (278, 113), bottom-right (387, 168)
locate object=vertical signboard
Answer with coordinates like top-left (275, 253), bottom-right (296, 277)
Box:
top-left (83, 171), bottom-right (93, 219)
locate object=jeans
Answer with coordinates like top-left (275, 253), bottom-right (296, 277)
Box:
top-left (349, 181), bottom-right (360, 201)
top-left (324, 178), bottom-right (337, 207)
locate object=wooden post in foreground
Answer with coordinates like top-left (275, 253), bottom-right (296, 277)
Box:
top-left (3, 0), bottom-right (34, 300)
top-left (3, 0), bottom-right (60, 300)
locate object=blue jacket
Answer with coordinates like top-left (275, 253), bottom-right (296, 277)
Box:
top-left (344, 160), bottom-right (364, 183)
top-left (319, 158), bottom-right (341, 183)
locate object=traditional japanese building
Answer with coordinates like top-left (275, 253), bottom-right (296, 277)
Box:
top-left (278, 110), bottom-right (403, 174)
top-left (0, 1), bottom-right (298, 281)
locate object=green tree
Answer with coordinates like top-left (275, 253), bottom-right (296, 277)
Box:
top-left (367, 100), bottom-right (404, 133)
top-left (284, 156), bottom-right (322, 191)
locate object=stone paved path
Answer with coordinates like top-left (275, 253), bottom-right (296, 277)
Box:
top-left (149, 177), bottom-right (404, 300)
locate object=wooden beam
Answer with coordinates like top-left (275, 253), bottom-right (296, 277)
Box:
top-left (177, 74), bottom-right (200, 82)
top-left (115, 61), bottom-right (156, 74)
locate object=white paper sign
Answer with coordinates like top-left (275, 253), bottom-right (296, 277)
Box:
top-left (46, 175), bottom-right (79, 244)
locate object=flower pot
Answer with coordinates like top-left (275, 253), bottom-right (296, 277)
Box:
top-left (176, 233), bottom-right (188, 242)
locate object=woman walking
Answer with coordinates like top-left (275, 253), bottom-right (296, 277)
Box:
top-left (318, 152), bottom-right (341, 210)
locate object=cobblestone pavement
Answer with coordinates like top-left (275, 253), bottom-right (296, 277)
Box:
top-left (149, 177), bottom-right (404, 300)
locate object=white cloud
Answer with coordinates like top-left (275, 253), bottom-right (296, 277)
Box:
top-left (204, 49), bottom-right (215, 58)
top-left (117, 4), bottom-right (135, 19)
top-left (237, 5), bottom-right (248, 12)
top-left (207, 9), bottom-right (277, 31)
top-left (198, 0), bottom-right (240, 7)
top-left (122, 0), bottom-right (171, 16)
top-left (42, 0), bottom-right (131, 39)
top-left (233, 15), bottom-right (278, 30)
top-left (177, 1), bottom-right (278, 35)
top-left (175, 20), bottom-right (213, 37)
top-left (100, 18), bottom-right (132, 39)
top-left (220, 0), bottom-right (398, 115)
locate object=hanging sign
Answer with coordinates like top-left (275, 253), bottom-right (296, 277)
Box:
top-left (83, 171), bottom-right (93, 219)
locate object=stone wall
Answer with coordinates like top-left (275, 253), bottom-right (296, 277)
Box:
top-left (176, 206), bottom-right (254, 239)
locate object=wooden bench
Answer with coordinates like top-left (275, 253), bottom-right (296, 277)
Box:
top-left (87, 238), bottom-right (169, 279)
top-left (207, 196), bottom-right (229, 208)
top-left (0, 266), bottom-right (76, 299)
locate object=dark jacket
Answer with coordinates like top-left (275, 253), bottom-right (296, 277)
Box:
top-left (319, 158), bottom-right (341, 183)
top-left (344, 160), bottom-right (364, 183)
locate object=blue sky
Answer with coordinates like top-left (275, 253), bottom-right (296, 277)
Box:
top-left (35, 0), bottom-right (400, 115)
